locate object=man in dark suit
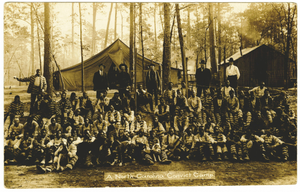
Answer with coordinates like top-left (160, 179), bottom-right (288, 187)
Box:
top-left (118, 63), bottom-right (132, 99)
top-left (196, 60), bottom-right (211, 97)
top-left (15, 69), bottom-right (47, 114)
top-left (146, 63), bottom-right (161, 110)
top-left (93, 63), bottom-right (109, 103)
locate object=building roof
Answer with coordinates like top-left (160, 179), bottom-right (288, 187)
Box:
top-left (219, 45), bottom-right (264, 65)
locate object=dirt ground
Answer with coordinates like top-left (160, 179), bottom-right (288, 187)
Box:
top-left (3, 86), bottom-right (298, 188)
top-left (4, 160), bottom-right (298, 188)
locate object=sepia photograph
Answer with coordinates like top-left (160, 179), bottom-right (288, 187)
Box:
top-left (3, 1), bottom-right (297, 188)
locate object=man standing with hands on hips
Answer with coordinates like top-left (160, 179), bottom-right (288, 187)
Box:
top-left (15, 69), bottom-right (47, 114)
top-left (226, 57), bottom-right (240, 94)
top-left (196, 60), bottom-right (211, 97)
top-left (93, 63), bottom-right (109, 104)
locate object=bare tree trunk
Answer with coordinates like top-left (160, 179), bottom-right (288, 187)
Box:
top-left (92, 3), bottom-right (97, 55)
top-left (140, 3), bottom-right (145, 87)
top-left (114, 3), bottom-right (117, 40)
top-left (37, 18), bottom-right (42, 72)
top-left (31, 3), bottom-right (35, 74)
top-left (159, 4), bottom-right (164, 33)
top-left (218, 3), bottom-right (221, 65)
top-left (209, 4), bottom-right (217, 74)
top-left (154, 3), bottom-right (157, 52)
top-left (284, 3), bottom-right (296, 89)
top-left (104, 3), bottom-right (113, 48)
top-left (130, 3), bottom-right (134, 73)
top-left (162, 3), bottom-right (171, 91)
top-left (44, 2), bottom-right (53, 95)
top-left (170, 14), bottom-right (176, 41)
top-left (50, 4), bottom-right (54, 57)
top-left (204, 30), bottom-right (207, 61)
top-left (176, 4), bottom-right (188, 97)
top-left (72, 3), bottom-right (74, 59)
top-left (79, 3), bottom-right (84, 92)
top-left (187, 6), bottom-right (190, 48)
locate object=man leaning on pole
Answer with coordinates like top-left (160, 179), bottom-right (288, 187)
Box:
top-left (15, 69), bottom-right (47, 114)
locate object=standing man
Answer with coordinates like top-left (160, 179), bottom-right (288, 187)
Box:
top-left (15, 69), bottom-right (47, 114)
top-left (93, 63), bottom-right (109, 103)
top-left (196, 60), bottom-right (211, 97)
top-left (226, 58), bottom-right (240, 94)
top-left (146, 63), bottom-right (161, 109)
top-left (118, 63), bottom-right (132, 99)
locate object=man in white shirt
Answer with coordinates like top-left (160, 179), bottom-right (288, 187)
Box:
top-left (226, 58), bottom-right (240, 92)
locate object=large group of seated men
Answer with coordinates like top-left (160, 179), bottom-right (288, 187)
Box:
top-left (4, 80), bottom-right (297, 174)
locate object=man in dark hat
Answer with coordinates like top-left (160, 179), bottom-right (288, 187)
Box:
top-left (146, 63), bottom-right (161, 110)
top-left (195, 60), bottom-right (211, 97)
top-left (118, 63), bottom-right (132, 99)
top-left (226, 57), bottom-right (240, 93)
top-left (93, 63), bottom-right (109, 103)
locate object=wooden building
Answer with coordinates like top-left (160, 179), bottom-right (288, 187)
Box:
top-left (218, 44), bottom-right (296, 87)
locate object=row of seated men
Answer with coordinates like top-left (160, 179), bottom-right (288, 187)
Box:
top-left (4, 81), bottom-right (296, 133)
top-left (4, 82), bottom-right (297, 168)
top-left (4, 114), bottom-right (295, 173)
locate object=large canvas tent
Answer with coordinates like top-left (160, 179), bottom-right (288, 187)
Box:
top-left (218, 44), bottom-right (296, 87)
top-left (55, 39), bottom-right (181, 91)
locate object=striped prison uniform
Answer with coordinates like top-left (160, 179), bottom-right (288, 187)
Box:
top-left (162, 134), bottom-right (182, 159)
top-left (93, 119), bottom-right (109, 134)
top-left (201, 95), bottom-right (216, 124)
top-left (181, 134), bottom-right (194, 157)
top-left (105, 110), bottom-right (121, 125)
top-left (17, 136), bottom-right (34, 162)
top-left (240, 134), bottom-right (265, 158)
top-left (32, 135), bottom-right (50, 163)
top-left (227, 96), bottom-right (241, 127)
top-left (227, 133), bottom-right (243, 157)
top-left (213, 98), bottom-right (229, 126)
top-left (261, 134), bottom-right (287, 158)
top-left (211, 133), bottom-right (228, 154)
top-left (193, 132), bottom-right (215, 157)
top-left (130, 120), bottom-right (148, 135)
top-left (174, 115), bottom-right (189, 133)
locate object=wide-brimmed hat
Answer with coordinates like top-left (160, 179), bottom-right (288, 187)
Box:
top-left (119, 63), bottom-right (127, 70)
top-left (200, 60), bottom-right (206, 64)
top-left (98, 63), bottom-right (106, 68)
top-left (149, 63), bottom-right (155, 67)
top-left (229, 58), bottom-right (234, 62)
